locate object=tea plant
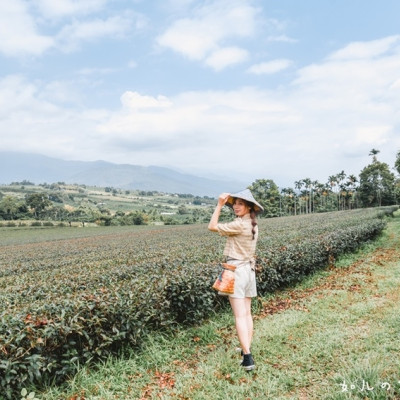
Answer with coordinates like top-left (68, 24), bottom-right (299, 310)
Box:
top-left (0, 206), bottom-right (397, 398)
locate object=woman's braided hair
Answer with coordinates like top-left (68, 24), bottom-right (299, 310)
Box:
top-left (245, 200), bottom-right (257, 240)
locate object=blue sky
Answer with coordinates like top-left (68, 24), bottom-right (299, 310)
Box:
top-left (1, 0), bottom-right (400, 188)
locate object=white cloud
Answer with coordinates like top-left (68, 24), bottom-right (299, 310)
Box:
top-left (34, 0), bottom-right (106, 19)
top-left (95, 35), bottom-right (400, 181)
top-left (329, 35), bottom-right (400, 60)
top-left (266, 35), bottom-right (297, 43)
top-left (0, 74), bottom-right (108, 160)
top-left (205, 47), bottom-right (249, 71)
top-left (96, 87), bottom-right (297, 170)
top-left (157, 19), bottom-right (218, 60)
top-left (354, 126), bottom-right (390, 145)
top-left (247, 59), bottom-right (292, 75)
top-left (0, 0), bottom-right (138, 57)
top-left (38, 80), bottom-right (83, 105)
top-left (157, 0), bottom-right (258, 69)
top-left (56, 15), bottom-right (133, 51)
top-left (34, 0), bottom-right (107, 19)
top-left (121, 92), bottom-right (172, 110)
top-left (0, 75), bottom-right (39, 115)
top-left (283, 37), bottom-right (400, 173)
top-left (166, 0), bottom-right (197, 10)
top-left (0, 0), bottom-right (53, 56)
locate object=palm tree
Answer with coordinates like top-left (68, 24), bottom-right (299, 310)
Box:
top-left (369, 148), bottom-right (380, 163)
top-left (294, 180), bottom-right (304, 214)
top-left (311, 180), bottom-right (319, 212)
top-left (328, 175), bottom-right (338, 210)
top-left (301, 178), bottom-right (312, 214)
top-left (281, 187), bottom-right (297, 216)
top-left (335, 171), bottom-right (346, 210)
top-left (313, 181), bottom-right (325, 211)
top-left (345, 174), bottom-right (358, 209)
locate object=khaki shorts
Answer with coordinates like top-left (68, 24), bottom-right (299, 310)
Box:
top-left (219, 258), bottom-right (257, 299)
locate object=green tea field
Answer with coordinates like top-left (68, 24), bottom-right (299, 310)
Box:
top-left (0, 206), bottom-right (397, 399)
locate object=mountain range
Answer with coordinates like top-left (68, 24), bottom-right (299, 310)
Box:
top-left (0, 152), bottom-right (246, 197)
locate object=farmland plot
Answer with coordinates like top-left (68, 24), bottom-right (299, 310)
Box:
top-left (0, 206), bottom-right (397, 399)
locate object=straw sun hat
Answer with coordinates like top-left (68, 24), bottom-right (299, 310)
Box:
top-left (225, 189), bottom-right (264, 214)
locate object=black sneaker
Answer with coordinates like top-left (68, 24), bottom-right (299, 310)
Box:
top-left (240, 353), bottom-right (255, 371)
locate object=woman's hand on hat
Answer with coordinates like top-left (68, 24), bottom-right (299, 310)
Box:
top-left (218, 193), bottom-right (230, 207)
top-left (208, 193), bottom-right (231, 231)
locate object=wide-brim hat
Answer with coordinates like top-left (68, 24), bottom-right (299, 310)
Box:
top-left (226, 189), bottom-right (264, 214)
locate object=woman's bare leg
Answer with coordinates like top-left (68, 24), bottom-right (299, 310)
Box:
top-left (229, 297), bottom-right (253, 354)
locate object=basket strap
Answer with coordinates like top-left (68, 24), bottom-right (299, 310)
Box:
top-left (221, 263), bottom-right (236, 271)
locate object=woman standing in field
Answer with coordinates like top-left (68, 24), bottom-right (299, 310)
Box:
top-left (208, 189), bottom-right (263, 371)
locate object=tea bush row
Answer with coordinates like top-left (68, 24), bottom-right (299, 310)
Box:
top-left (0, 221), bottom-right (61, 228)
top-left (0, 207), bottom-right (397, 398)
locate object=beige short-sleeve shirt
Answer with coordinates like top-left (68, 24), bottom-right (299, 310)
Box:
top-left (216, 213), bottom-right (258, 261)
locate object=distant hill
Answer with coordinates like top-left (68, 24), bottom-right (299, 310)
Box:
top-left (0, 152), bottom-right (246, 197)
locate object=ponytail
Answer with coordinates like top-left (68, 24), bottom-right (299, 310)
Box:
top-left (249, 207), bottom-right (257, 240)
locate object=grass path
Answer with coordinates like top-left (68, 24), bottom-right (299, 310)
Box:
top-left (40, 213), bottom-right (400, 400)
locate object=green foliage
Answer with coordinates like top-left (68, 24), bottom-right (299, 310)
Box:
top-left (249, 178), bottom-right (281, 217)
top-left (48, 193), bottom-right (63, 203)
top-left (359, 160), bottom-right (396, 207)
top-left (25, 193), bottom-right (52, 218)
top-left (116, 211), bottom-right (146, 225)
top-left (0, 206), bottom-right (397, 398)
top-left (0, 196), bottom-right (27, 220)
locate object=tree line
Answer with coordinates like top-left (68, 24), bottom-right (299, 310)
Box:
top-left (249, 149), bottom-right (400, 217)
